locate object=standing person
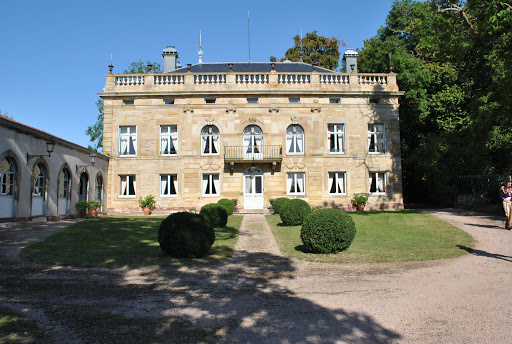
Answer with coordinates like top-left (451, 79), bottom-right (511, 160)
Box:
top-left (499, 179), bottom-right (512, 229)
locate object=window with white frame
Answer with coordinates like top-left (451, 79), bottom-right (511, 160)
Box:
top-left (118, 175), bottom-right (136, 197)
top-left (160, 174), bottom-right (178, 196)
top-left (287, 172), bottom-right (305, 195)
top-left (243, 125), bottom-right (263, 153)
top-left (0, 158), bottom-right (15, 196)
top-left (286, 124), bottom-right (304, 154)
top-left (119, 126), bottom-right (137, 156)
top-left (160, 125), bottom-right (178, 155)
top-left (202, 174), bottom-right (220, 196)
top-left (32, 164), bottom-right (46, 197)
top-left (58, 169), bottom-right (70, 198)
top-left (201, 125), bottom-right (220, 155)
top-left (369, 172), bottom-right (386, 193)
top-left (328, 172), bottom-right (346, 195)
top-left (368, 124), bottom-right (385, 153)
top-left (328, 124), bottom-right (345, 154)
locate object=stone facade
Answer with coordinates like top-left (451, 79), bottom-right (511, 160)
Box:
top-left (100, 51), bottom-right (404, 213)
top-left (0, 116), bottom-right (109, 220)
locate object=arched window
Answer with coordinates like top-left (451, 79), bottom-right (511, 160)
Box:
top-left (0, 158), bottom-right (15, 196)
top-left (33, 164), bottom-right (47, 198)
top-left (286, 124), bottom-right (304, 154)
top-left (243, 125), bottom-right (263, 153)
top-left (96, 174), bottom-right (103, 205)
top-left (58, 168), bottom-right (70, 215)
top-left (201, 125), bottom-right (220, 155)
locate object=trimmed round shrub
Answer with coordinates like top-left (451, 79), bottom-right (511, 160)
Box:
top-left (217, 198), bottom-right (235, 215)
top-left (158, 212), bottom-right (215, 258)
top-left (279, 199), bottom-right (312, 226)
top-left (300, 208), bottom-right (356, 254)
top-left (272, 197), bottom-right (291, 215)
top-left (200, 203), bottom-right (228, 227)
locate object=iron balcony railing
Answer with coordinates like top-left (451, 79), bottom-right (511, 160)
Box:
top-left (224, 145), bottom-right (283, 162)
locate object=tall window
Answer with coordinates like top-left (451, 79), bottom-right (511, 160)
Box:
top-left (119, 126), bottom-right (137, 156)
top-left (58, 169), bottom-right (70, 198)
top-left (202, 174), bottom-right (220, 196)
top-left (368, 124), bottom-right (385, 153)
top-left (201, 125), bottom-right (220, 155)
top-left (328, 172), bottom-right (346, 195)
top-left (243, 125), bottom-right (263, 153)
top-left (118, 175), bottom-right (136, 197)
top-left (160, 125), bottom-right (178, 155)
top-left (32, 164), bottom-right (46, 197)
top-left (160, 174), bottom-right (178, 196)
top-left (96, 174), bottom-right (103, 205)
top-left (328, 124), bottom-right (345, 154)
top-left (0, 158), bottom-right (15, 196)
top-left (286, 125), bottom-right (304, 154)
top-left (287, 172), bottom-right (305, 195)
top-left (369, 172), bottom-right (386, 193)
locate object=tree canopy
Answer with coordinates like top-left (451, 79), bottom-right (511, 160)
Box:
top-left (272, 31), bottom-right (345, 71)
top-left (86, 60), bottom-right (161, 151)
top-left (358, 0), bottom-right (512, 204)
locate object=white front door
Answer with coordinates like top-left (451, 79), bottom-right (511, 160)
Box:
top-left (244, 168), bottom-right (264, 210)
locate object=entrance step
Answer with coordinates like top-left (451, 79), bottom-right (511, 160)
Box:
top-left (235, 208), bottom-right (273, 215)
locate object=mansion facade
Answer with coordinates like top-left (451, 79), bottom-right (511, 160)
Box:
top-left (100, 47), bottom-right (404, 213)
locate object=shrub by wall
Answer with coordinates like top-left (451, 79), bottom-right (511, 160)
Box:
top-left (300, 208), bottom-right (356, 254)
top-left (279, 199), bottom-right (312, 226)
top-left (272, 197), bottom-right (291, 215)
top-left (217, 199), bottom-right (235, 215)
top-left (158, 212), bottom-right (215, 258)
top-left (200, 203), bottom-right (228, 227)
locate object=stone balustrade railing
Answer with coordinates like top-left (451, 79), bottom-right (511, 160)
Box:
top-left (105, 71), bottom-right (397, 90)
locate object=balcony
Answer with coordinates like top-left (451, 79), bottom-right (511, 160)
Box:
top-left (224, 145), bottom-right (282, 170)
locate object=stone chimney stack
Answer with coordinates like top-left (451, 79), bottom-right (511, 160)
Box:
top-left (343, 49), bottom-right (358, 73)
top-left (162, 46), bottom-right (179, 72)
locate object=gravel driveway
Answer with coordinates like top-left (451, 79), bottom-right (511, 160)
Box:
top-left (0, 209), bottom-right (511, 343)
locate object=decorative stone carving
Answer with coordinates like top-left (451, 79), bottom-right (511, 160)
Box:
top-left (183, 108), bottom-right (194, 114)
top-left (311, 108), bottom-right (321, 114)
top-left (291, 116), bottom-right (299, 124)
top-left (200, 160), bottom-right (221, 171)
top-left (205, 117), bottom-right (214, 125)
top-left (226, 107), bottom-right (236, 114)
top-left (249, 117), bottom-right (257, 123)
top-left (286, 159), bottom-right (306, 170)
top-left (269, 108), bottom-right (279, 114)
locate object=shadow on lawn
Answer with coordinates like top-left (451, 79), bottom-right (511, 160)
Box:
top-left (5, 220), bottom-right (402, 344)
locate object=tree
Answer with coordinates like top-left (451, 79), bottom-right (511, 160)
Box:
top-left (274, 31), bottom-right (345, 71)
top-left (86, 60), bottom-right (161, 151)
top-left (358, 0), bottom-right (512, 204)
top-left (123, 60), bottom-right (162, 74)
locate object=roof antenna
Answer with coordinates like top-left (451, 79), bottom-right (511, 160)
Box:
top-left (248, 11), bottom-right (251, 63)
top-left (299, 27), bottom-right (303, 63)
top-left (198, 30), bottom-right (203, 64)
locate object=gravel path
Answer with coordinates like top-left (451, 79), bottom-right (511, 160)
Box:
top-left (0, 210), bottom-right (511, 343)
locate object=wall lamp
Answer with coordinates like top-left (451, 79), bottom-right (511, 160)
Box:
top-left (76, 152), bottom-right (99, 174)
top-left (27, 138), bottom-right (55, 161)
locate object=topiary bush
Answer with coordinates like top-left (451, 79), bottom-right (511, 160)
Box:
top-left (272, 197), bottom-right (291, 215)
top-left (158, 212), bottom-right (215, 258)
top-left (300, 208), bottom-right (356, 254)
top-left (279, 199), bottom-right (312, 226)
top-left (217, 198), bottom-right (235, 215)
top-left (200, 203), bottom-right (228, 227)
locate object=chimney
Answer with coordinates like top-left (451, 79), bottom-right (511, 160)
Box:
top-left (343, 49), bottom-right (358, 73)
top-left (162, 46), bottom-right (179, 72)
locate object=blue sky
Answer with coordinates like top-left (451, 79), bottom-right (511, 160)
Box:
top-left (0, 0), bottom-right (397, 150)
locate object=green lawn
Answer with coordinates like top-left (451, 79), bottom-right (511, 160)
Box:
top-left (23, 215), bottom-right (242, 268)
top-left (267, 210), bottom-right (474, 263)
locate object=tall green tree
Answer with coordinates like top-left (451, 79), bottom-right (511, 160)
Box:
top-left (358, 0), bottom-right (512, 204)
top-left (274, 31), bottom-right (345, 71)
top-left (86, 61), bottom-right (161, 151)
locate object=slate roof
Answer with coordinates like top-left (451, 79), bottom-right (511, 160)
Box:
top-left (169, 62), bottom-right (335, 74)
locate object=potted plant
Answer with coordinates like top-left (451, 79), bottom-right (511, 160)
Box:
top-left (138, 195), bottom-right (156, 215)
top-left (75, 201), bottom-right (88, 218)
top-left (351, 193), bottom-right (369, 211)
top-left (88, 200), bottom-right (100, 217)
